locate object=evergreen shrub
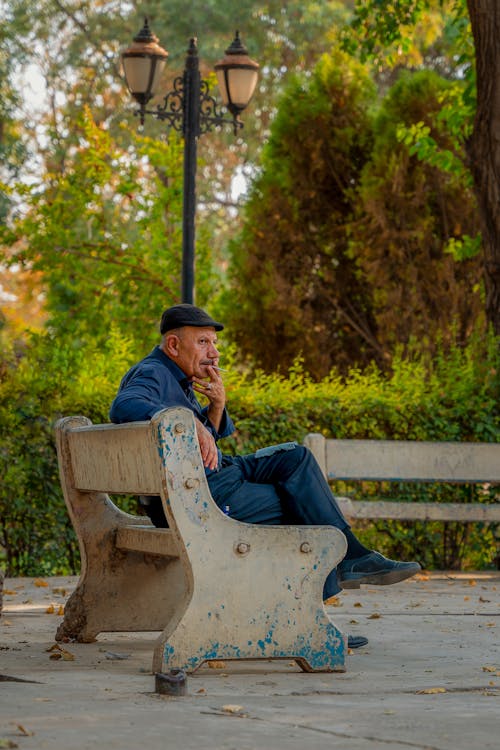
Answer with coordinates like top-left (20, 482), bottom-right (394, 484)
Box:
top-left (0, 330), bottom-right (498, 575)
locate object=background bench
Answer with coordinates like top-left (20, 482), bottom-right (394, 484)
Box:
top-left (304, 434), bottom-right (500, 527)
top-left (55, 407), bottom-right (347, 675)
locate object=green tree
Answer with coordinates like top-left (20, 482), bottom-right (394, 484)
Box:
top-left (2, 109), bottom-right (217, 346)
top-left (226, 50), bottom-right (378, 378)
top-left (350, 69), bottom-right (483, 354)
top-left (344, 0), bottom-right (500, 338)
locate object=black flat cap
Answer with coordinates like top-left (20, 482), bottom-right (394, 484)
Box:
top-left (160, 304), bottom-right (224, 334)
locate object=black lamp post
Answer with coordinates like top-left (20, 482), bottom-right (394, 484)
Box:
top-left (122, 18), bottom-right (259, 304)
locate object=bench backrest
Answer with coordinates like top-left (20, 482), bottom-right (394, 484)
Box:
top-left (304, 433), bottom-right (500, 523)
top-left (62, 419), bottom-right (161, 495)
top-left (304, 434), bottom-right (500, 483)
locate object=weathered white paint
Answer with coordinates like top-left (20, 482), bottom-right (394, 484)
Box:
top-left (55, 409), bottom-right (347, 674)
top-left (304, 434), bottom-right (500, 522)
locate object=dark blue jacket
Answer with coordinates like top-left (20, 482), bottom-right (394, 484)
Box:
top-left (109, 346), bottom-right (235, 471)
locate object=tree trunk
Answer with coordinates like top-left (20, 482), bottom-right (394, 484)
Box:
top-left (466, 0), bottom-right (500, 336)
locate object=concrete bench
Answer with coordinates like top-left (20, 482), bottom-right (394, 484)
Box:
top-left (54, 407), bottom-right (347, 674)
top-left (304, 434), bottom-right (500, 525)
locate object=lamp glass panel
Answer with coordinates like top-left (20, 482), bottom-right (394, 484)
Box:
top-left (215, 69), bottom-right (229, 104)
top-left (226, 68), bottom-right (258, 106)
top-left (150, 58), bottom-right (167, 95)
top-left (123, 57), bottom-right (153, 94)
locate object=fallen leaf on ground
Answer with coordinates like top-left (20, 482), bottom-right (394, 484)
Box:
top-left (416, 687), bottom-right (446, 694)
top-left (51, 587), bottom-right (67, 596)
top-left (2, 590), bottom-right (17, 596)
top-left (57, 605), bottom-right (64, 616)
top-left (368, 613), bottom-right (381, 619)
top-left (353, 602), bottom-right (363, 608)
top-left (0, 739), bottom-right (18, 748)
top-left (221, 705), bottom-right (244, 713)
top-left (482, 665), bottom-right (498, 672)
top-left (324, 596), bottom-right (342, 607)
top-left (45, 644), bottom-right (75, 661)
top-left (15, 725), bottom-right (33, 737)
top-left (196, 688), bottom-right (206, 694)
top-left (479, 596), bottom-right (491, 603)
top-left (463, 596), bottom-right (470, 601)
top-left (349, 619), bottom-right (359, 624)
top-left (208, 661), bottom-right (226, 669)
top-left (468, 579), bottom-right (477, 586)
top-left (45, 605), bottom-right (55, 614)
top-left (33, 579), bottom-right (48, 588)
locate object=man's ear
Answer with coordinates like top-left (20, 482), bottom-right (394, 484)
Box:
top-left (163, 334), bottom-right (180, 357)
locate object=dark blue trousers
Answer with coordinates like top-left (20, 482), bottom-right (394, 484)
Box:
top-left (207, 444), bottom-right (348, 598)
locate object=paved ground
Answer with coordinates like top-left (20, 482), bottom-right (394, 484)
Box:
top-left (1, 571), bottom-right (499, 750)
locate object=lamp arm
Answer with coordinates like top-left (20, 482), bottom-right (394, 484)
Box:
top-left (133, 76), bottom-right (242, 136)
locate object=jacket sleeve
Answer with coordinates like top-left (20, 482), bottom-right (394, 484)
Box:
top-left (109, 364), bottom-right (190, 423)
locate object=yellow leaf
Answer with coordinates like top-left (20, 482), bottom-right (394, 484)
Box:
top-left (324, 596), bottom-right (342, 607)
top-left (3, 589), bottom-right (18, 596)
top-left (34, 578), bottom-right (48, 588)
top-left (0, 739), bottom-right (19, 748)
top-left (45, 643), bottom-right (75, 661)
top-left (463, 596), bottom-right (470, 601)
top-left (468, 579), bottom-right (477, 587)
top-left (45, 605), bottom-right (55, 614)
top-left (221, 704), bottom-right (243, 713)
top-left (15, 725), bottom-right (33, 737)
top-left (482, 666), bottom-right (497, 672)
top-left (208, 660), bottom-right (226, 669)
top-left (57, 605), bottom-right (64, 616)
top-left (416, 687), bottom-right (446, 694)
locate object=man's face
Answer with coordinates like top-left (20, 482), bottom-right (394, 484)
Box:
top-left (166, 326), bottom-right (220, 378)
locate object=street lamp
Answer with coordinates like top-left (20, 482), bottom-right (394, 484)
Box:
top-left (122, 18), bottom-right (259, 304)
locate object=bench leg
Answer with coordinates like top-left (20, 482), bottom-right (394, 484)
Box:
top-left (153, 601), bottom-right (346, 673)
top-left (151, 524), bottom-right (348, 674)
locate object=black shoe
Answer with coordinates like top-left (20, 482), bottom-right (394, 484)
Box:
top-left (338, 551), bottom-right (421, 589)
top-left (347, 634), bottom-right (368, 649)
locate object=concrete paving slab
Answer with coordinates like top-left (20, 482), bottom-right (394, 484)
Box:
top-left (1, 572), bottom-right (499, 750)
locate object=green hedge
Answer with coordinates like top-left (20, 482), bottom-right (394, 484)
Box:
top-left (0, 330), bottom-right (498, 575)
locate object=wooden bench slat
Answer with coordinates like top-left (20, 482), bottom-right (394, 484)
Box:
top-left (68, 422), bottom-right (162, 494)
top-left (337, 498), bottom-right (500, 522)
top-left (324, 439), bottom-right (500, 483)
top-left (115, 525), bottom-right (180, 557)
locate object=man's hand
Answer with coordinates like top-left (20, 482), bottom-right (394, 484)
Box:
top-left (192, 365), bottom-right (225, 432)
top-left (195, 420), bottom-right (219, 471)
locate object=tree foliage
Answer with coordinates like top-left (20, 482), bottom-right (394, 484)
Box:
top-left (2, 108), bottom-right (220, 345)
top-left (225, 50), bottom-right (378, 377)
top-left (1, 327), bottom-right (497, 575)
top-left (350, 69), bottom-right (483, 354)
top-left (226, 54), bottom-right (483, 376)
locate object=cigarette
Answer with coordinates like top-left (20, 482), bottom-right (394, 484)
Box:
top-left (201, 361), bottom-right (228, 371)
